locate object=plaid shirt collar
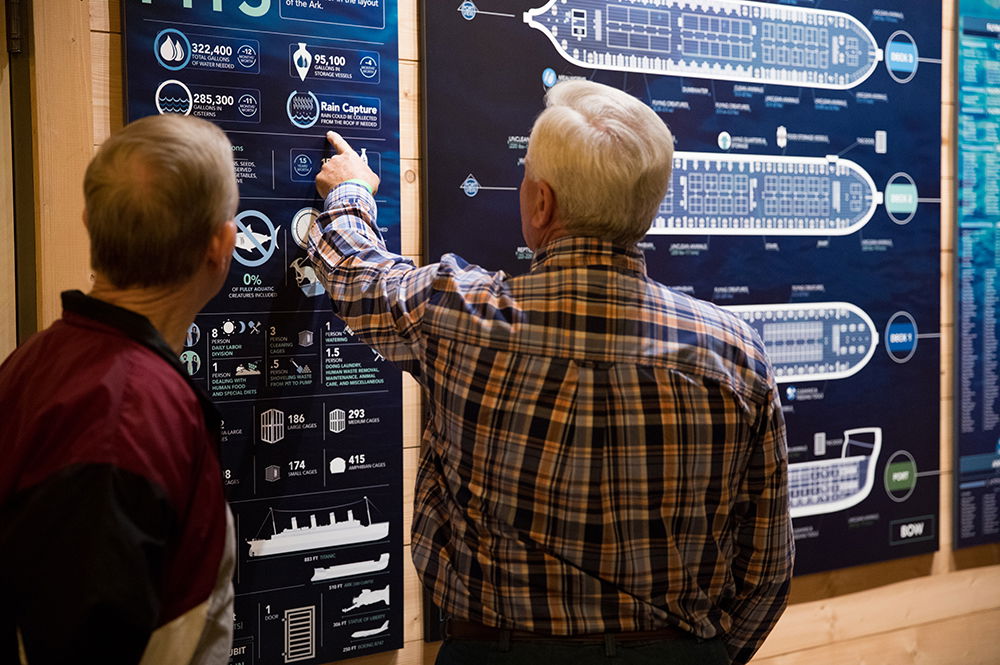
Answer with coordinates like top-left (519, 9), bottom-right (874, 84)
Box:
top-left (529, 235), bottom-right (648, 277)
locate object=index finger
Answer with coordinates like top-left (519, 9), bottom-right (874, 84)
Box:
top-left (326, 131), bottom-right (354, 155)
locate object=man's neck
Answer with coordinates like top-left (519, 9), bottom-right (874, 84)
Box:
top-left (88, 276), bottom-right (200, 354)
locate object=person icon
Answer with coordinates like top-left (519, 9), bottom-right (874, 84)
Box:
top-left (179, 350), bottom-right (201, 375)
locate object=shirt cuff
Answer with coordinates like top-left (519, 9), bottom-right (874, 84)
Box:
top-left (324, 180), bottom-right (375, 213)
top-left (343, 178), bottom-right (373, 194)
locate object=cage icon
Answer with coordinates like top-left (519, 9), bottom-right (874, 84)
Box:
top-left (261, 408), bottom-right (285, 444)
top-left (329, 408), bottom-right (346, 434)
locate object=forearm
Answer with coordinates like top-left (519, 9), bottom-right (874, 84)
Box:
top-left (307, 182), bottom-right (427, 366)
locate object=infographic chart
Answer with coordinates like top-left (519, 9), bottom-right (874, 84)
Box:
top-left (124, 2), bottom-right (403, 662)
top-left (424, 0), bottom-right (942, 574)
top-left (957, 0), bottom-right (1000, 548)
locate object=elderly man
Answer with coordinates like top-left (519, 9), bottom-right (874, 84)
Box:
top-left (309, 80), bottom-right (793, 664)
top-left (0, 115), bottom-right (237, 664)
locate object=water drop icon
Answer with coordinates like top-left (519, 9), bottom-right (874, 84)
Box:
top-left (160, 35), bottom-right (185, 63)
top-left (293, 43), bottom-right (312, 82)
top-left (159, 36), bottom-right (177, 62)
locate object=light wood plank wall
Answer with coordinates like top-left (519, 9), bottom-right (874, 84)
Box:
top-left (37, 0), bottom-right (990, 662)
top-left (0, 0), bottom-right (15, 359)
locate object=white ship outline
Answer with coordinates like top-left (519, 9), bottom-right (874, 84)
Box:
top-left (247, 497), bottom-right (389, 558)
top-left (311, 552), bottom-right (391, 582)
top-left (649, 152), bottom-right (880, 236)
top-left (724, 302), bottom-right (878, 383)
top-left (524, 0), bottom-right (883, 89)
top-left (789, 427), bottom-right (882, 518)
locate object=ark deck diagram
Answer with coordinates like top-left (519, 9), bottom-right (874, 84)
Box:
top-left (423, 0), bottom-right (942, 574)
top-left (124, 2), bottom-right (404, 663)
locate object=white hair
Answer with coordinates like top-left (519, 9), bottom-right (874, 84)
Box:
top-left (526, 80), bottom-right (674, 245)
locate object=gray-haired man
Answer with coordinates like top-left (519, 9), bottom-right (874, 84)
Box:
top-left (310, 80), bottom-right (793, 665)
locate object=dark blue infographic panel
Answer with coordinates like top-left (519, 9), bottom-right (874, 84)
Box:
top-left (423, 0), bottom-right (942, 575)
top-left (123, 1), bottom-right (403, 662)
top-left (957, 0), bottom-right (1000, 548)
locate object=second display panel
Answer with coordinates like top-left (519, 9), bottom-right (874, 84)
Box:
top-left (422, 0), bottom-right (942, 575)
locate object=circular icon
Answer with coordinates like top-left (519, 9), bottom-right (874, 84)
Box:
top-left (237, 44), bottom-right (258, 69)
top-left (154, 29), bottom-right (191, 71)
top-left (292, 207), bottom-right (320, 249)
top-left (233, 210), bottom-right (277, 267)
top-left (293, 153), bottom-right (314, 178)
top-left (542, 68), bottom-right (558, 88)
top-left (184, 323), bottom-right (201, 347)
top-left (179, 350), bottom-right (201, 375)
top-left (717, 131), bottom-right (732, 151)
top-left (885, 31), bottom-right (919, 84)
top-left (359, 56), bottom-right (379, 79)
top-left (884, 450), bottom-right (918, 502)
top-left (287, 90), bottom-right (320, 129)
top-left (462, 175), bottom-right (480, 197)
top-left (155, 79), bottom-right (193, 116)
top-left (238, 93), bottom-right (259, 118)
top-left (884, 311), bottom-right (918, 363)
top-left (884, 172), bottom-right (919, 225)
top-left (459, 0), bottom-right (478, 20)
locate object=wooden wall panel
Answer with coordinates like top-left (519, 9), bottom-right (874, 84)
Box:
top-left (34, 0), bottom-right (94, 327)
top-left (0, 0), bottom-right (15, 358)
top-left (72, 1), bottom-right (999, 664)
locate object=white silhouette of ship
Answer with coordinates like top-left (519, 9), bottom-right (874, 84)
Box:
top-left (248, 497), bottom-right (389, 557)
top-left (789, 427), bottom-right (882, 518)
top-left (311, 552), bottom-right (390, 582)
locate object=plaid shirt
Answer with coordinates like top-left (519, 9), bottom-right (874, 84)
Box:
top-left (309, 183), bottom-right (793, 664)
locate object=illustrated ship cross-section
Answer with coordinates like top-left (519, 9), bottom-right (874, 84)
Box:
top-left (650, 152), bottom-right (880, 236)
top-left (525, 0), bottom-right (883, 89)
top-left (724, 302), bottom-right (879, 383)
top-left (789, 427), bottom-right (882, 518)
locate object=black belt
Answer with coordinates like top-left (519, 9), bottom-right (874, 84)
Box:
top-left (444, 619), bottom-right (691, 644)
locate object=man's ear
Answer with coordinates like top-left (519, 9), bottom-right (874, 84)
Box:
top-left (206, 220), bottom-right (237, 271)
top-left (529, 179), bottom-right (557, 231)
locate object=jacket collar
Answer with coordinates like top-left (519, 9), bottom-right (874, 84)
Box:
top-left (61, 290), bottom-right (221, 434)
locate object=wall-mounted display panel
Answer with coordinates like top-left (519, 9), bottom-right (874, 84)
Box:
top-left (956, 0), bottom-right (1000, 548)
top-left (123, 2), bottom-right (404, 662)
top-left (423, 0), bottom-right (942, 575)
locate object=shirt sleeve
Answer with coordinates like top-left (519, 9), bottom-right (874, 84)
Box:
top-left (723, 385), bottom-right (794, 664)
top-left (308, 182), bottom-right (518, 380)
top-left (307, 182), bottom-right (440, 376)
top-left (1, 463), bottom-right (173, 665)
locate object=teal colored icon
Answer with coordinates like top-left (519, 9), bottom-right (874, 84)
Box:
top-left (885, 31), bottom-right (919, 83)
top-left (885, 173), bottom-right (918, 224)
